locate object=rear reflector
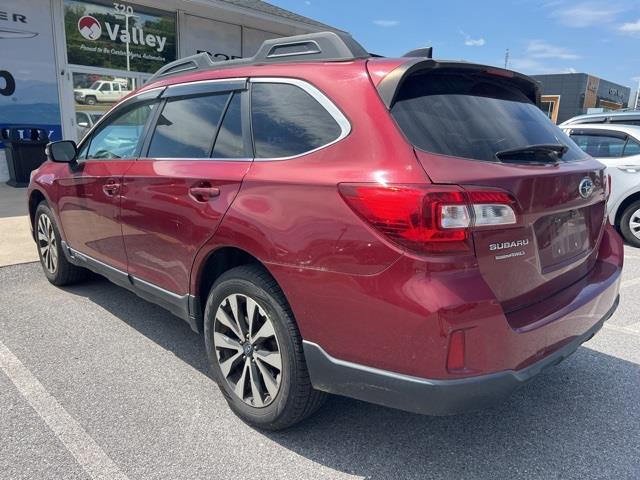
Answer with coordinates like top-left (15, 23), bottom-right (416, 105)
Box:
top-left (447, 330), bottom-right (466, 372)
top-left (339, 183), bottom-right (518, 255)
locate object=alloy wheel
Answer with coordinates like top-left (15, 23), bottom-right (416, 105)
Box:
top-left (213, 293), bottom-right (282, 407)
top-left (37, 214), bottom-right (58, 274)
top-left (629, 208), bottom-right (640, 240)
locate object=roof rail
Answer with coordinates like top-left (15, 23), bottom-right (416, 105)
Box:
top-left (148, 31), bottom-right (370, 83)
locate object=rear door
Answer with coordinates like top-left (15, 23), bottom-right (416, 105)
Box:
top-left (388, 67), bottom-right (608, 314)
top-left (120, 79), bottom-right (251, 296)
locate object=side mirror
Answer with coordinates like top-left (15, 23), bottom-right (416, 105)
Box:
top-left (46, 140), bottom-right (77, 163)
top-left (78, 121), bottom-right (89, 128)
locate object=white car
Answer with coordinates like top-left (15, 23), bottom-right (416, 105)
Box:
top-left (75, 111), bottom-right (102, 139)
top-left (563, 124), bottom-right (640, 246)
top-left (74, 80), bottom-right (131, 105)
top-left (561, 111), bottom-right (640, 127)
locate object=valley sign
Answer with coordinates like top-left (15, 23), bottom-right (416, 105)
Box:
top-left (64, 0), bottom-right (176, 73)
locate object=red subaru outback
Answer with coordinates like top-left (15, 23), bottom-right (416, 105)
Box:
top-left (29, 32), bottom-right (622, 430)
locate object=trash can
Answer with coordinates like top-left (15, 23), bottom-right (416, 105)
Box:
top-left (1, 127), bottom-right (49, 187)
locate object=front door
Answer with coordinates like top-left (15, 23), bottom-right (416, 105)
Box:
top-left (120, 81), bottom-right (251, 295)
top-left (57, 96), bottom-right (159, 271)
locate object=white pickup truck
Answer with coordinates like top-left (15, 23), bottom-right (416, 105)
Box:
top-left (74, 80), bottom-right (131, 105)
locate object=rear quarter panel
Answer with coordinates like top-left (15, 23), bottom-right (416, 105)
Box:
top-left (190, 61), bottom-right (428, 311)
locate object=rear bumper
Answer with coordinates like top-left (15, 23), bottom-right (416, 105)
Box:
top-left (305, 295), bottom-right (619, 415)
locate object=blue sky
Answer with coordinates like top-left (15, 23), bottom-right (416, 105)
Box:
top-left (271, 0), bottom-right (640, 91)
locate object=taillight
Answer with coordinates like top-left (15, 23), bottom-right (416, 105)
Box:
top-left (338, 183), bottom-right (517, 255)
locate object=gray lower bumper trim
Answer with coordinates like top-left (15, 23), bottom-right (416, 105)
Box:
top-left (303, 295), bottom-right (619, 416)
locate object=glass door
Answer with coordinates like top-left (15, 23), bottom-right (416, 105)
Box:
top-left (66, 68), bottom-right (150, 142)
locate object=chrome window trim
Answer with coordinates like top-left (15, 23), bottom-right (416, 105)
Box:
top-left (250, 77), bottom-right (351, 161)
top-left (79, 78), bottom-right (250, 160)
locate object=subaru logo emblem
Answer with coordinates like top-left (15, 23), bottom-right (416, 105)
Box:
top-left (579, 177), bottom-right (594, 199)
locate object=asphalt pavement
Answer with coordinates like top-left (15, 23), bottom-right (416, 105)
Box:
top-left (0, 250), bottom-right (639, 480)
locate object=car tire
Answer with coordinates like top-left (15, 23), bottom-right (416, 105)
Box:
top-left (619, 200), bottom-right (640, 248)
top-left (35, 202), bottom-right (88, 286)
top-left (85, 96), bottom-right (97, 105)
top-left (204, 264), bottom-right (326, 430)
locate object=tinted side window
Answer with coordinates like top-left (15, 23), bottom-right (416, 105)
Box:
top-left (87, 102), bottom-right (156, 159)
top-left (212, 92), bottom-right (244, 158)
top-left (148, 93), bottom-right (228, 158)
top-left (611, 119), bottom-right (640, 126)
top-left (624, 138), bottom-right (640, 156)
top-left (570, 134), bottom-right (626, 158)
top-left (251, 83), bottom-right (341, 158)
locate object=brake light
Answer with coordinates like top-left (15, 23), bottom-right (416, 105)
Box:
top-left (338, 184), bottom-right (517, 255)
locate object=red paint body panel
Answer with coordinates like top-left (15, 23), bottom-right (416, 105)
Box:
top-left (28, 55), bottom-right (623, 392)
top-left (266, 224), bottom-right (621, 379)
top-left (56, 160), bottom-right (133, 271)
top-left (120, 159), bottom-right (249, 294)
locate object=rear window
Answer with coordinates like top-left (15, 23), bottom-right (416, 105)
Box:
top-left (391, 72), bottom-right (585, 162)
top-left (251, 83), bottom-right (342, 158)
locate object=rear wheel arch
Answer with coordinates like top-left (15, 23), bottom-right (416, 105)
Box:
top-left (194, 247), bottom-right (291, 331)
top-left (614, 190), bottom-right (640, 230)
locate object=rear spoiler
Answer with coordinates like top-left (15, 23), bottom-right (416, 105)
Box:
top-left (375, 58), bottom-right (541, 109)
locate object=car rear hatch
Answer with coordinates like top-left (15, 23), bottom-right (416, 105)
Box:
top-left (376, 60), bottom-right (608, 317)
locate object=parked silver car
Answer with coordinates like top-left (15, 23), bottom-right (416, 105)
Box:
top-left (561, 110), bottom-right (640, 127)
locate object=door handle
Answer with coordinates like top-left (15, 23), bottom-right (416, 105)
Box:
top-left (102, 180), bottom-right (120, 196)
top-left (189, 185), bottom-right (220, 202)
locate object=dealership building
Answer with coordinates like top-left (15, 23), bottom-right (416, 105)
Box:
top-left (0, 0), bottom-right (337, 181)
top-left (533, 73), bottom-right (631, 124)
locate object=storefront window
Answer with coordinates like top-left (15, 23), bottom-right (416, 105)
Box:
top-left (63, 0), bottom-right (176, 74)
top-left (72, 72), bottom-right (138, 139)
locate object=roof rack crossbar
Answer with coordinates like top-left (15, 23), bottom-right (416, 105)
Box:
top-left (147, 31), bottom-right (369, 83)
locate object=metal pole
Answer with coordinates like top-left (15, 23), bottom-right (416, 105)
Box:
top-left (125, 14), bottom-right (130, 72)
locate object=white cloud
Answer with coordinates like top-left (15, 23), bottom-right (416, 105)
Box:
top-left (509, 57), bottom-right (577, 76)
top-left (373, 20), bottom-right (399, 27)
top-left (619, 19), bottom-right (640, 35)
top-left (526, 40), bottom-right (580, 60)
top-left (465, 37), bottom-right (486, 47)
top-left (553, 2), bottom-right (624, 27)
top-left (459, 30), bottom-right (485, 47)
top-left (509, 58), bottom-right (547, 73)
top-left (508, 41), bottom-right (580, 75)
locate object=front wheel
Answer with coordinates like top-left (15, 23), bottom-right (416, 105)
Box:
top-left (85, 96), bottom-right (97, 105)
top-left (204, 265), bottom-right (326, 430)
top-left (619, 200), bottom-right (640, 248)
top-left (35, 202), bottom-right (88, 285)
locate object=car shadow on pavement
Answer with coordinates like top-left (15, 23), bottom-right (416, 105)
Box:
top-left (62, 273), bottom-right (211, 376)
top-left (63, 275), bottom-right (640, 480)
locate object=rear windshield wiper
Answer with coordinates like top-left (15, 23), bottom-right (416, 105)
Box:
top-left (495, 143), bottom-right (568, 163)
